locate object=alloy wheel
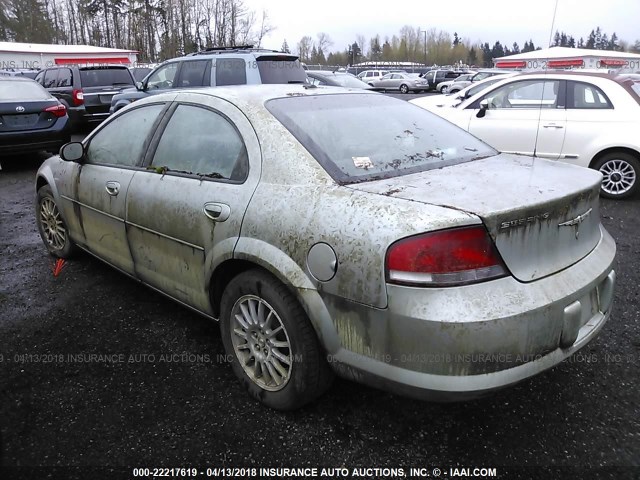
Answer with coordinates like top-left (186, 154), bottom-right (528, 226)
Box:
top-left (39, 197), bottom-right (66, 250)
top-left (599, 158), bottom-right (637, 196)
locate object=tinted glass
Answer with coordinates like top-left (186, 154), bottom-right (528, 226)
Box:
top-left (79, 68), bottom-right (134, 87)
top-left (146, 63), bottom-right (179, 90)
top-left (267, 94), bottom-right (496, 184)
top-left (329, 74), bottom-right (369, 88)
top-left (0, 80), bottom-right (51, 100)
top-left (216, 58), bottom-right (246, 86)
top-left (256, 57), bottom-right (307, 84)
top-left (177, 60), bottom-right (209, 87)
top-left (131, 67), bottom-right (152, 81)
top-left (568, 81), bottom-right (612, 109)
top-left (85, 104), bottom-right (164, 166)
top-left (34, 71), bottom-right (44, 84)
top-left (152, 105), bottom-right (248, 181)
top-left (56, 68), bottom-right (72, 87)
top-left (43, 69), bottom-right (58, 88)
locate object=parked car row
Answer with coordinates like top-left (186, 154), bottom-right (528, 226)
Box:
top-left (411, 71), bottom-right (640, 199)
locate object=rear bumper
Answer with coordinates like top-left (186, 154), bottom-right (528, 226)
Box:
top-left (322, 225), bottom-right (616, 400)
top-left (0, 120), bottom-right (71, 155)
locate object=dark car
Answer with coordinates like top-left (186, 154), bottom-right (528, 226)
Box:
top-left (110, 46), bottom-right (307, 113)
top-left (306, 70), bottom-right (372, 89)
top-left (0, 76), bottom-right (71, 156)
top-left (34, 65), bottom-right (135, 130)
top-left (422, 69), bottom-right (470, 90)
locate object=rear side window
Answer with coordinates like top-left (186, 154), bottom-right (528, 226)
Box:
top-left (34, 71), bottom-right (44, 84)
top-left (151, 104), bottom-right (248, 181)
top-left (267, 94), bottom-right (496, 184)
top-left (568, 81), bottom-right (612, 109)
top-left (0, 80), bottom-right (51, 100)
top-left (56, 68), bottom-right (72, 87)
top-left (176, 60), bottom-right (210, 87)
top-left (256, 56), bottom-right (307, 84)
top-left (216, 58), bottom-right (246, 86)
top-left (79, 68), bottom-right (134, 87)
top-left (43, 69), bottom-right (58, 88)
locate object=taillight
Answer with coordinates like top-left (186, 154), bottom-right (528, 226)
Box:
top-left (44, 104), bottom-right (67, 118)
top-left (72, 88), bottom-right (84, 106)
top-left (386, 226), bottom-right (507, 287)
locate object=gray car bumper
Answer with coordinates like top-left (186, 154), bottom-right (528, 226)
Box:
top-left (319, 225), bottom-right (616, 400)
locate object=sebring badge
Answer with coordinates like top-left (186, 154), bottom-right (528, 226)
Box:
top-left (16, 106), bottom-right (25, 113)
top-left (558, 208), bottom-right (592, 239)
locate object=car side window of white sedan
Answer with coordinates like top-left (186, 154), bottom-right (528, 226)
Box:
top-left (150, 104), bottom-right (249, 181)
top-left (484, 80), bottom-right (560, 109)
top-left (85, 104), bottom-right (165, 167)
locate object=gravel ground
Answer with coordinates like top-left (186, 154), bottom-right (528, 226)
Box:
top-left (0, 150), bottom-right (638, 479)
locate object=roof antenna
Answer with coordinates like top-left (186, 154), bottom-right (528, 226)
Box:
top-left (533, 0), bottom-right (560, 159)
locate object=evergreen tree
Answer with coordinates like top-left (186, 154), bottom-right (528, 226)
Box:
top-left (453, 32), bottom-right (460, 47)
top-left (467, 46), bottom-right (477, 65)
top-left (281, 39), bottom-right (290, 53)
top-left (586, 30), bottom-right (596, 49)
top-left (512, 42), bottom-right (520, 54)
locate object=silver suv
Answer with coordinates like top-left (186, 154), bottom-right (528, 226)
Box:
top-left (110, 46), bottom-right (307, 113)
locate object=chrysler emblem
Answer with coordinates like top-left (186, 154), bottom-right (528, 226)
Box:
top-left (558, 208), bottom-right (592, 239)
top-left (16, 106), bottom-right (25, 112)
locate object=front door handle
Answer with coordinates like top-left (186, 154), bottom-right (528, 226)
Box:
top-left (542, 123), bottom-right (564, 129)
top-left (203, 202), bottom-right (231, 222)
top-left (105, 181), bottom-right (120, 196)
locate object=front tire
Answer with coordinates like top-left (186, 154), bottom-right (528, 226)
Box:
top-left (593, 152), bottom-right (639, 199)
top-left (36, 185), bottom-right (75, 258)
top-left (440, 86), bottom-right (447, 93)
top-left (219, 269), bottom-right (333, 410)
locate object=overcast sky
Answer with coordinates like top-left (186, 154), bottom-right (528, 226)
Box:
top-left (246, 0), bottom-right (639, 53)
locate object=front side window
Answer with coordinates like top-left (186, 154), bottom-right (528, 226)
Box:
top-left (85, 104), bottom-right (164, 166)
top-left (568, 81), bottom-right (612, 109)
top-left (216, 58), bottom-right (246, 86)
top-left (267, 94), bottom-right (496, 184)
top-left (151, 104), bottom-right (248, 181)
top-left (146, 63), bottom-right (179, 90)
top-left (483, 80), bottom-right (560, 109)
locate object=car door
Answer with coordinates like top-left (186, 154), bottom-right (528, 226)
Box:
top-left (125, 92), bottom-right (262, 314)
top-left (465, 79), bottom-right (566, 158)
top-left (70, 103), bottom-right (168, 274)
top-left (562, 80), bottom-right (615, 165)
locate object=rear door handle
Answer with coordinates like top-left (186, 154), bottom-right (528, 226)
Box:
top-left (105, 181), bottom-right (120, 196)
top-left (203, 202), bottom-right (231, 222)
top-left (542, 123), bottom-right (564, 129)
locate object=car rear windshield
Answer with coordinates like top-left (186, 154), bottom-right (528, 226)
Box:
top-left (0, 80), bottom-right (51, 101)
top-left (79, 68), bottom-right (134, 87)
top-left (266, 93), bottom-right (497, 184)
top-left (329, 74), bottom-right (369, 88)
top-left (256, 56), bottom-right (307, 84)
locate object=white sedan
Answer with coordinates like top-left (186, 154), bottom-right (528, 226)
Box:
top-left (411, 72), bottom-right (640, 199)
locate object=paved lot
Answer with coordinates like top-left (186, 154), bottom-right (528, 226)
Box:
top-left (0, 113), bottom-right (639, 476)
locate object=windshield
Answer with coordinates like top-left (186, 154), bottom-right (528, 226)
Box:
top-left (266, 94), bottom-right (497, 184)
top-left (80, 68), bottom-right (134, 87)
top-left (0, 80), bottom-right (51, 100)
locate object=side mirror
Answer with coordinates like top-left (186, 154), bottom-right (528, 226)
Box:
top-left (135, 81), bottom-right (144, 91)
top-left (60, 142), bottom-right (84, 162)
top-left (476, 99), bottom-right (489, 118)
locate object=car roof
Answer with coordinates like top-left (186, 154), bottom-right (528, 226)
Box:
top-left (140, 84), bottom-right (374, 106)
top-left (0, 75), bottom-right (35, 82)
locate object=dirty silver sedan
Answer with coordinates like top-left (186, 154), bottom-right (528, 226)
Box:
top-left (35, 85), bottom-right (616, 410)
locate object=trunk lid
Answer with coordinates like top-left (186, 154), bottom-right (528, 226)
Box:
top-left (0, 99), bottom-right (63, 131)
top-left (348, 154), bottom-right (602, 282)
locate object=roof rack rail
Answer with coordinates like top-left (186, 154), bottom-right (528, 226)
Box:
top-left (187, 45), bottom-right (282, 56)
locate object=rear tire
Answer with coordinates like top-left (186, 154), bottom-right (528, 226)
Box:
top-left (400, 84), bottom-right (409, 94)
top-left (449, 88), bottom-right (460, 94)
top-left (593, 152), bottom-right (639, 199)
top-left (36, 185), bottom-right (75, 258)
top-left (219, 269), bottom-right (333, 410)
